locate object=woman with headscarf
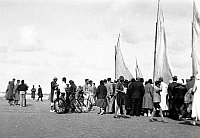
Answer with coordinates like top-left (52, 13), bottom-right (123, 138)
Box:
top-left (191, 73), bottom-right (200, 125)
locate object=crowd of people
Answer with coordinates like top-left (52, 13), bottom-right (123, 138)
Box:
top-left (49, 74), bottom-right (200, 125)
top-left (5, 78), bottom-right (43, 107)
top-left (5, 74), bottom-right (200, 126)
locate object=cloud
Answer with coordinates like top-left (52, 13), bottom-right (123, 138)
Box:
top-left (0, 45), bottom-right (8, 53)
top-left (12, 25), bottom-right (44, 52)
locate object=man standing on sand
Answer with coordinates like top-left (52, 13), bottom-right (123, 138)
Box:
top-left (50, 77), bottom-right (59, 112)
top-left (114, 76), bottom-right (129, 118)
top-left (17, 80), bottom-right (28, 107)
top-left (37, 85), bottom-right (43, 101)
top-left (168, 76), bottom-right (178, 119)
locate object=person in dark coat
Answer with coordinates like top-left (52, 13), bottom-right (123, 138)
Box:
top-left (167, 76), bottom-right (178, 119)
top-left (96, 80), bottom-right (107, 115)
top-left (31, 85), bottom-right (36, 101)
top-left (6, 81), bottom-right (14, 105)
top-left (172, 80), bottom-right (187, 120)
top-left (50, 77), bottom-right (59, 112)
top-left (126, 78), bottom-right (136, 115)
top-left (129, 77), bottom-right (145, 116)
top-left (37, 85), bottom-right (43, 101)
top-left (17, 80), bottom-right (28, 107)
top-left (69, 80), bottom-right (77, 112)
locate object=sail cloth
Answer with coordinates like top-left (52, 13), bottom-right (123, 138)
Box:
top-left (115, 35), bottom-right (133, 80)
top-left (135, 58), bottom-right (143, 79)
top-left (153, 1), bottom-right (172, 84)
top-left (192, 1), bottom-right (200, 76)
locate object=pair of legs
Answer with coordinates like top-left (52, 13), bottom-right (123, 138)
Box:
top-left (98, 107), bottom-right (106, 115)
top-left (50, 90), bottom-right (55, 112)
top-left (114, 92), bottom-right (126, 117)
top-left (106, 96), bottom-right (114, 113)
top-left (130, 98), bottom-right (142, 116)
top-left (150, 102), bottom-right (167, 123)
top-left (38, 97), bottom-right (43, 101)
top-left (143, 108), bottom-right (152, 116)
top-left (14, 100), bottom-right (19, 105)
top-left (20, 94), bottom-right (26, 107)
top-left (8, 99), bottom-right (14, 105)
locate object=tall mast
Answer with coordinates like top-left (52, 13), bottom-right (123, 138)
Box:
top-left (115, 45), bottom-right (117, 79)
top-left (115, 34), bottom-right (120, 80)
top-left (153, 0), bottom-right (160, 83)
top-left (192, 1), bottom-right (195, 76)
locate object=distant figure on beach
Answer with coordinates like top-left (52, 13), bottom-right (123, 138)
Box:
top-left (17, 80), bottom-right (28, 107)
top-left (31, 85), bottom-right (36, 101)
top-left (14, 80), bottom-right (20, 106)
top-left (5, 78), bottom-right (15, 105)
top-left (37, 85), bottom-right (43, 101)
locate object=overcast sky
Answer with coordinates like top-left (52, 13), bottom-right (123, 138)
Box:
top-left (0, 0), bottom-right (196, 93)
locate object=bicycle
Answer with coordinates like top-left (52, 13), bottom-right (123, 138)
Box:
top-left (54, 90), bottom-right (92, 114)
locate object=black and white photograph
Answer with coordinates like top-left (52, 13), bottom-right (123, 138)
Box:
top-left (0, 0), bottom-right (200, 138)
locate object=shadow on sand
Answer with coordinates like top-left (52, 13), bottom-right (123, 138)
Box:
top-left (179, 120), bottom-right (200, 127)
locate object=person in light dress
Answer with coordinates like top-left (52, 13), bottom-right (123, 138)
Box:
top-left (191, 73), bottom-right (200, 125)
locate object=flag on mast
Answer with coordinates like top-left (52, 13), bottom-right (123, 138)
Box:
top-left (192, 1), bottom-right (200, 76)
top-left (153, 0), bottom-right (172, 84)
top-left (135, 58), bottom-right (143, 78)
top-left (115, 34), bottom-right (133, 80)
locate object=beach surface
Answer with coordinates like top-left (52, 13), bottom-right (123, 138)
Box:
top-left (0, 98), bottom-right (199, 138)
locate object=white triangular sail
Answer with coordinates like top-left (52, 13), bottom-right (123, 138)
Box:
top-left (192, 1), bottom-right (200, 76)
top-left (153, 0), bottom-right (173, 84)
top-left (115, 34), bottom-right (133, 80)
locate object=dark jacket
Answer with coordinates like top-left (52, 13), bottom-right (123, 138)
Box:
top-left (129, 81), bottom-right (145, 99)
top-left (96, 84), bottom-right (107, 99)
top-left (18, 84), bottom-right (28, 91)
top-left (38, 87), bottom-right (43, 98)
top-left (51, 81), bottom-right (58, 92)
top-left (173, 84), bottom-right (187, 99)
top-left (69, 84), bottom-right (77, 93)
top-left (168, 82), bottom-right (178, 98)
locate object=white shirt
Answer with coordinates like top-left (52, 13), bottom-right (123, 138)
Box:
top-left (59, 81), bottom-right (67, 93)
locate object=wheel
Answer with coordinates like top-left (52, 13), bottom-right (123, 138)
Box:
top-left (73, 99), bottom-right (83, 113)
top-left (82, 98), bottom-right (92, 112)
top-left (54, 98), bottom-right (67, 114)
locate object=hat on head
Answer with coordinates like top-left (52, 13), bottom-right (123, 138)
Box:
top-left (53, 77), bottom-right (57, 80)
top-left (172, 76), bottom-right (177, 79)
top-left (119, 76), bottom-right (124, 81)
top-left (148, 79), bottom-right (153, 84)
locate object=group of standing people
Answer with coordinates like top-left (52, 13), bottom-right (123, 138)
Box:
top-left (31, 85), bottom-right (43, 101)
top-left (5, 78), bottom-right (28, 107)
top-left (50, 77), bottom-right (80, 112)
top-left (94, 74), bottom-right (200, 125)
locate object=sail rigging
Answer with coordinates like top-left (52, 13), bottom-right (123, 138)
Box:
top-left (153, 0), bottom-right (172, 84)
top-left (115, 34), bottom-right (133, 80)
